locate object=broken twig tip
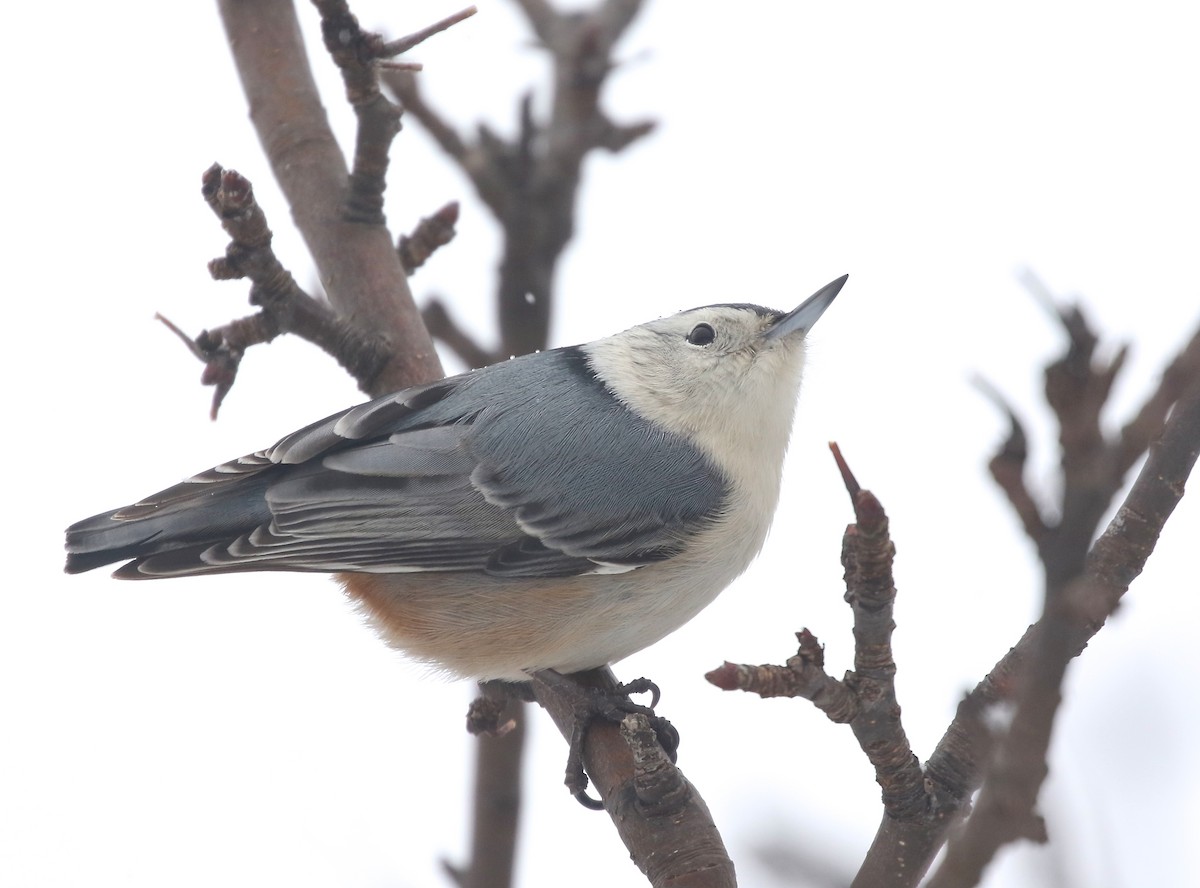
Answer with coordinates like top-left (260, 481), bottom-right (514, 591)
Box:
top-left (379, 61), bottom-right (424, 72)
top-left (155, 313), bottom-right (205, 361)
top-left (829, 441), bottom-right (861, 497)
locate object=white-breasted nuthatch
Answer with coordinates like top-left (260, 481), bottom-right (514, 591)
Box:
top-left (65, 275), bottom-right (846, 680)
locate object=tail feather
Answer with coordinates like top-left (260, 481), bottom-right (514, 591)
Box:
top-left (64, 509), bottom-right (165, 574)
top-left (65, 474), bottom-right (274, 578)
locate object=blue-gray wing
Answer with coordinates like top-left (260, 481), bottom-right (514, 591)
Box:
top-left (67, 348), bottom-right (729, 579)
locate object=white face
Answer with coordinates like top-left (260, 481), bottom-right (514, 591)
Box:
top-left (582, 303), bottom-right (812, 474)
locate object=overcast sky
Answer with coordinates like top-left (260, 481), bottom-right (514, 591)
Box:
top-left (5, 2), bottom-right (1198, 886)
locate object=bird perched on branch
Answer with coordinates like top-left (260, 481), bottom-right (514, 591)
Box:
top-left (66, 276), bottom-right (846, 681)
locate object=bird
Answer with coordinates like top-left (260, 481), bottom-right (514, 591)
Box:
top-left (66, 275), bottom-right (846, 682)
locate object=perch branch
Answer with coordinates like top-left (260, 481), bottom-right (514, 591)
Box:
top-left (533, 668), bottom-right (736, 888)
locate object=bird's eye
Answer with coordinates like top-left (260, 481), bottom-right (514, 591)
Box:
top-left (686, 323), bottom-right (716, 346)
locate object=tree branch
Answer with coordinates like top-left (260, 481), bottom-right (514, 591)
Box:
top-left (855, 305), bottom-right (1200, 887)
top-left (162, 165), bottom-right (395, 416)
top-left (379, 5), bottom-right (478, 57)
top-left (704, 290), bottom-right (1198, 887)
top-left (533, 668), bottom-right (737, 888)
top-left (312, 1), bottom-right (476, 225)
top-left (1116, 323), bottom-right (1200, 475)
top-left (444, 683), bottom-right (527, 888)
top-left (926, 367), bottom-right (1200, 887)
top-left (709, 444), bottom-right (925, 821)
top-left (975, 377), bottom-right (1050, 544)
top-left (217, 0), bottom-right (440, 395)
top-left (398, 201), bottom-right (459, 275)
top-left (383, 0), bottom-right (655, 358)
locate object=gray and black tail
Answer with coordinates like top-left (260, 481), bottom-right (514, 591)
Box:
top-left (65, 455), bottom-right (276, 579)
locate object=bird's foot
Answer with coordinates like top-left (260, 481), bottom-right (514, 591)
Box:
top-left (530, 669), bottom-right (679, 809)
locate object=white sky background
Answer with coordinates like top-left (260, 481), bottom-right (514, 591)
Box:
top-left (4, 1), bottom-right (1198, 886)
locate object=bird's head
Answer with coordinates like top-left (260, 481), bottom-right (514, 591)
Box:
top-left (582, 275), bottom-right (847, 467)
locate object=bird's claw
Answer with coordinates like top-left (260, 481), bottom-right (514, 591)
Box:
top-left (531, 670), bottom-right (676, 809)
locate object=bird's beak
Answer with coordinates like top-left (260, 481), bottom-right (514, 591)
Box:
top-left (763, 274), bottom-right (848, 341)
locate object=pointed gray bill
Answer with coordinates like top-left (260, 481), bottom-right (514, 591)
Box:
top-left (763, 274), bottom-right (848, 340)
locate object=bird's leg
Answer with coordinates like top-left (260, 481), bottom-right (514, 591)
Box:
top-left (529, 669), bottom-right (679, 809)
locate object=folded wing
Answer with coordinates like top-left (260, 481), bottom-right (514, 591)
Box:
top-left (65, 348), bottom-right (729, 580)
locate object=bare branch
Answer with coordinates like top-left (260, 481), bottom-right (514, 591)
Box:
top-left (217, 0), bottom-right (439, 396)
top-left (926, 370), bottom-right (1200, 888)
top-left (711, 445), bottom-right (924, 822)
top-left (382, 0), bottom-right (654, 357)
top-left (510, 0), bottom-right (557, 43)
top-left (312, 2), bottom-right (476, 225)
top-left (379, 6), bottom-right (478, 57)
top-left (155, 311), bottom-right (278, 420)
top-left (176, 165), bottom-right (394, 413)
top-left (705, 630), bottom-right (858, 720)
top-left (398, 201), bottom-right (459, 275)
top-left (447, 683), bottom-right (526, 888)
top-left (975, 376), bottom-right (1050, 544)
top-left (533, 668), bottom-right (736, 888)
top-left (1116, 323), bottom-right (1200, 475)
top-left (856, 304), bottom-right (1200, 887)
top-left (621, 712), bottom-right (690, 815)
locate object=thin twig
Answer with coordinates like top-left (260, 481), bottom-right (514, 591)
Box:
top-left (398, 202), bottom-right (459, 275)
top-left (312, 2), bottom-right (476, 224)
top-left (379, 6), bottom-right (478, 57)
top-left (710, 445), bottom-right (924, 820)
top-left (173, 164), bottom-right (393, 415)
top-left (155, 311), bottom-right (279, 420)
top-left (974, 376), bottom-right (1050, 545)
top-left (705, 630), bottom-right (858, 720)
top-left (1115, 324), bottom-right (1200, 474)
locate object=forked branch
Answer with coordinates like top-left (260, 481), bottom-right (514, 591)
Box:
top-left (708, 444), bottom-right (925, 821)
